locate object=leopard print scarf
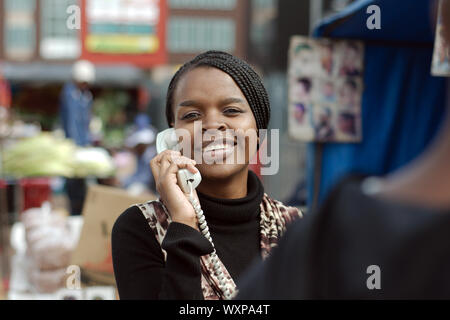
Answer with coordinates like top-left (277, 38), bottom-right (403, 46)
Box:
top-left (136, 193), bottom-right (302, 300)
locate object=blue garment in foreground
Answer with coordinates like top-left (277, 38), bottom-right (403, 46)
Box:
top-left (60, 82), bottom-right (93, 147)
top-left (307, 0), bottom-right (448, 207)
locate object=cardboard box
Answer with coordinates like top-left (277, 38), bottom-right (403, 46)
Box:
top-left (70, 184), bottom-right (156, 286)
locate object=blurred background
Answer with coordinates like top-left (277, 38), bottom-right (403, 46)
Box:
top-left (0, 0), bottom-right (447, 300)
top-left (0, 0), bottom-right (357, 208)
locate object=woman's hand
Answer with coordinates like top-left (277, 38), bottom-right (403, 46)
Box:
top-left (150, 150), bottom-right (200, 230)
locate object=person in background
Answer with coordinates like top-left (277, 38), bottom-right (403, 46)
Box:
top-left (237, 0), bottom-right (450, 299)
top-left (122, 120), bottom-right (157, 195)
top-left (60, 60), bottom-right (95, 146)
top-left (60, 60), bottom-right (95, 215)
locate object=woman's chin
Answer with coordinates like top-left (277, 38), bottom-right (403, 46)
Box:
top-left (197, 163), bottom-right (247, 180)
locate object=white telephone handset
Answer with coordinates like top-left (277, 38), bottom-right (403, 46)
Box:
top-left (156, 128), bottom-right (202, 193)
top-left (155, 128), bottom-right (233, 299)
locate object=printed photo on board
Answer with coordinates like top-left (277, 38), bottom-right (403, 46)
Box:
top-left (288, 36), bottom-right (364, 142)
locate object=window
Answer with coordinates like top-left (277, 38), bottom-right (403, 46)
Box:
top-left (4, 0), bottom-right (36, 61)
top-left (40, 0), bottom-right (80, 59)
top-left (4, 0), bottom-right (35, 11)
top-left (169, 17), bottom-right (235, 53)
top-left (169, 0), bottom-right (236, 10)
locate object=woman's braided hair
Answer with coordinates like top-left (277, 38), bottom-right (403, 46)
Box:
top-left (165, 51), bottom-right (270, 132)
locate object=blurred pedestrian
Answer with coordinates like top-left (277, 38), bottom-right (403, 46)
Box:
top-left (123, 125), bottom-right (157, 195)
top-left (60, 60), bottom-right (95, 215)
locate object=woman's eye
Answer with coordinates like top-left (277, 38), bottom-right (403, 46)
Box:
top-left (181, 112), bottom-right (200, 120)
top-left (223, 108), bottom-right (242, 115)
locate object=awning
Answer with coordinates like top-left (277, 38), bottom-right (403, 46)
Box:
top-left (313, 0), bottom-right (436, 43)
top-left (0, 62), bottom-right (147, 87)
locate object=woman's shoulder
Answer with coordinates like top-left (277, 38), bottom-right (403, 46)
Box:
top-left (113, 200), bottom-right (166, 235)
top-left (261, 193), bottom-right (303, 222)
top-left (111, 203), bottom-right (165, 267)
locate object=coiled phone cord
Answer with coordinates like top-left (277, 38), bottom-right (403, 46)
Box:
top-left (187, 183), bottom-right (234, 300)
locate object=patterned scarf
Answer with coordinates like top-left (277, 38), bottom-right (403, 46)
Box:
top-left (136, 193), bottom-right (302, 300)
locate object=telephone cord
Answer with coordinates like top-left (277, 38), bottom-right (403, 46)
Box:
top-left (187, 184), bottom-right (234, 300)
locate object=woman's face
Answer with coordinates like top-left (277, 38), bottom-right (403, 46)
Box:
top-left (171, 66), bottom-right (258, 181)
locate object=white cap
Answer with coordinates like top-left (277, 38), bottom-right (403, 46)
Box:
top-left (72, 60), bottom-right (95, 83)
top-left (125, 129), bottom-right (156, 148)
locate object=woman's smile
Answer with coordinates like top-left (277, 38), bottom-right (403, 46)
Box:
top-left (200, 136), bottom-right (237, 162)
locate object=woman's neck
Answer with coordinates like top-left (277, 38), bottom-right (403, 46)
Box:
top-left (197, 169), bottom-right (248, 199)
top-left (379, 112), bottom-right (450, 209)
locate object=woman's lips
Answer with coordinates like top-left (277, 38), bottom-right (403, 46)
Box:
top-left (200, 139), bottom-right (237, 161)
top-left (201, 138), bottom-right (236, 149)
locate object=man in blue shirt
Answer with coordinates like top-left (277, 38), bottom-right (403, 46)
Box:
top-left (60, 60), bottom-right (95, 215)
top-left (60, 60), bottom-right (95, 146)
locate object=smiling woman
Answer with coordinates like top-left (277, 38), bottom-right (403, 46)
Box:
top-left (111, 51), bottom-right (302, 300)
top-left (171, 67), bottom-right (259, 188)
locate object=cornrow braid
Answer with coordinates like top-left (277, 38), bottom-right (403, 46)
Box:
top-left (165, 51), bottom-right (270, 133)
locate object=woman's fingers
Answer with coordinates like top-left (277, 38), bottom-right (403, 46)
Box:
top-left (164, 157), bottom-right (198, 175)
top-left (151, 150), bottom-right (197, 182)
top-left (154, 150), bottom-right (180, 166)
top-left (186, 163), bottom-right (198, 174)
top-left (151, 150), bottom-right (179, 176)
top-left (172, 156), bottom-right (197, 174)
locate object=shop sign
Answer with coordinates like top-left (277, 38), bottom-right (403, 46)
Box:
top-left (80, 0), bottom-right (167, 66)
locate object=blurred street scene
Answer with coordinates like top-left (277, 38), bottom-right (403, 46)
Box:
top-left (0, 0), bottom-right (447, 301)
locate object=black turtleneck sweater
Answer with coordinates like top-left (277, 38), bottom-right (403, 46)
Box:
top-left (111, 171), bottom-right (264, 300)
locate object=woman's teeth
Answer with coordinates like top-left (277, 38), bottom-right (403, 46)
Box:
top-left (204, 143), bottom-right (233, 152)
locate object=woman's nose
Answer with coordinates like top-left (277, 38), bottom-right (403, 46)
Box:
top-left (201, 114), bottom-right (227, 133)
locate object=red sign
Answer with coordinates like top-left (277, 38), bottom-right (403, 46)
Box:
top-left (80, 0), bottom-right (167, 67)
